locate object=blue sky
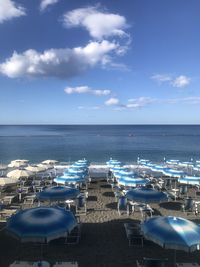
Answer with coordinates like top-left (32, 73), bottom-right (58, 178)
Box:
top-left (0, 0), bottom-right (200, 124)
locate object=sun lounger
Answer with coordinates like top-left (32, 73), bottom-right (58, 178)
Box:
top-left (65, 223), bottom-right (81, 245)
top-left (54, 261), bottom-right (78, 266)
top-left (176, 263), bottom-right (200, 267)
top-left (136, 257), bottom-right (168, 267)
top-left (124, 223), bottom-right (143, 247)
top-left (2, 194), bottom-right (16, 205)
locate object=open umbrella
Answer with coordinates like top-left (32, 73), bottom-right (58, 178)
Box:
top-left (37, 186), bottom-right (80, 202)
top-left (41, 160), bottom-right (58, 165)
top-left (118, 176), bottom-right (148, 187)
top-left (178, 176), bottom-right (200, 185)
top-left (126, 188), bottom-right (168, 203)
top-left (141, 216), bottom-right (200, 266)
top-left (7, 169), bottom-right (33, 180)
top-left (6, 206), bottom-right (77, 243)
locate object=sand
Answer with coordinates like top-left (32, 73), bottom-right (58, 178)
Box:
top-left (1, 177), bottom-right (200, 267)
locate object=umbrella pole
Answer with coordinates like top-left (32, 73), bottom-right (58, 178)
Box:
top-left (174, 249), bottom-right (176, 267)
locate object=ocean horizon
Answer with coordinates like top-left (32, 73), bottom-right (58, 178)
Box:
top-left (0, 125), bottom-right (200, 164)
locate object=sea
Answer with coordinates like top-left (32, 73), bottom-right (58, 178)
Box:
top-left (0, 125), bottom-right (200, 164)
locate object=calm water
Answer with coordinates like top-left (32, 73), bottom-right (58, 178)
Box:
top-left (0, 125), bottom-right (200, 164)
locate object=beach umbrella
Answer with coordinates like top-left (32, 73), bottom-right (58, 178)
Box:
top-left (7, 169), bottom-right (33, 180)
top-left (26, 165), bottom-right (45, 173)
top-left (54, 175), bottom-right (85, 185)
top-left (37, 164), bottom-right (53, 170)
top-left (11, 159), bottom-right (29, 163)
top-left (8, 162), bottom-right (28, 168)
top-left (67, 168), bottom-right (87, 176)
top-left (77, 159), bottom-right (89, 164)
top-left (0, 177), bottom-right (17, 186)
top-left (193, 165), bottom-right (200, 171)
top-left (125, 188), bottom-right (168, 203)
top-left (41, 160), bottom-right (58, 165)
top-left (37, 186), bottom-right (80, 202)
top-left (118, 176), bottom-right (148, 187)
top-left (141, 216), bottom-right (200, 265)
top-left (166, 159), bottom-right (180, 165)
top-left (70, 164), bottom-right (87, 170)
top-left (178, 176), bottom-right (200, 185)
top-left (6, 206), bottom-right (77, 243)
top-left (150, 165), bottom-right (166, 172)
top-left (162, 168), bottom-right (185, 178)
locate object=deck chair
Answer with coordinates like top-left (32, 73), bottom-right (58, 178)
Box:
top-left (117, 196), bottom-right (128, 215)
top-left (181, 197), bottom-right (195, 213)
top-left (75, 195), bottom-right (87, 215)
top-left (65, 223), bottom-right (81, 245)
top-left (179, 185), bottom-right (188, 197)
top-left (124, 223), bottom-right (143, 247)
top-left (137, 257), bottom-right (168, 267)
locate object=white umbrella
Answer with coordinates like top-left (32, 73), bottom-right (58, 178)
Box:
top-left (37, 164), bottom-right (53, 170)
top-left (11, 159), bottom-right (29, 163)
top-left (0, 177), bottom-right (17, 186)
top-left (7, 169), bottom-right (33, 179)
top-left (42, 160), bottom-right (58, 165)
top-left (26, 165), bottom-right (45, 173)
top-left (8, 162), bottom-right (27, 168)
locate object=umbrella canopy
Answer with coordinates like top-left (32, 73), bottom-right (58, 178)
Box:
top-left (162, 168), bottom-right (185, 178)
top-left (37, 164), bottom-right (53, 170)
top-left (118, 177), bottom-right (148, 187)
top-left (37, 186), bottom-right (80, 201)
top-left (26, 165), bottom-right (45, 173)
top-left (0, 177), bottom-right (17, 186)
top-left (8, 162), bottom-right (28, 168)
top-left (166, 159), bottom-right (180, 165)
top-left (6, 206), bottom-right (77, 243)
top-left (141, 216), bottom-right (200, 252)
top-left (178, 176), bottom-right (200, 185)
top-left (66, 168), bottom-right (87, 175)
top-left (7, 169), bottom-right (33, 180)
top-left (126, 188), bottom-right (168, 203)
top-left (41, 160), bottom-right (58, 165)
top-left (54, 176), bottom-right (85, 185)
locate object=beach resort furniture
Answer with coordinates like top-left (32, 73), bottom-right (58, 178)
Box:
top-left (10, 261), bottom-right (50, 267)
top-left (54, 262), bottom-right (78, 267)
top-left (0, 208), bottom-right (17, 221)
top-left (181, 197), bottom-right (195, 214)
top-left (136, 257), bottom-right (168, 267)
top-left (23, 194), bottom-right (36, 207)
top-left (65, 223), bottom-right (81, 245)
top-left (176, 263), bottom-right (200, 267)
top-left (75, 194), bottom-right (87, 215)
top-left (1, 194), bottom-right (16, 205)
top-left (117, 196), bottom-right (128, 215)
top-left (124, 222), bottom-right (143, 247)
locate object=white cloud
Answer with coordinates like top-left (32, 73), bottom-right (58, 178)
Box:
top-left (126, 97), bottom-right (155, 108)
top-left (166, 96), bottom-right (200, 105)
top-left (40, 0), bottom-right (59, 11)
top-left (172, 75), bottom-right (190, 88)
top-left (0, 0), bottom-right (26, 23)
top-left (105, 98), bottom-right (119, 106)
top-left (63, 6), bottom-right (128, 40)
top-left (78, 106), bottom-right (100, 110)
top-left (151, 74), bottom-right (172, 83)
top-left (64, 86), bottom-right (110, 96)
top-left (151, 73), bottom-right (191, 88)
top-left (0, 40), bottom-right (120, 79)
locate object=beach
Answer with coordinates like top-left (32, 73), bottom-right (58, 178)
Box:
top-left (1, 173), bottom-right (200, 267)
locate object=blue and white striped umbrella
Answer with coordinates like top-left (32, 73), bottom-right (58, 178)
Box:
top-left (150, 165), bottom-right (166, 172)
top-left (125, 188), bottom-right (168, 203)
top-left (166, 159), bottom-right (180, 165)
top-left (114, 170), bottom-right (134, 179)
top-left (162, 168), bottom-right (185, 178)
top-left (54, 175), bottom-right (85, 185)
top-left (110, 166), bottom-right (127, 172)
top-left (193, 165), bottom-right (200, 171)
top-left (118, 177), bottom-right (148, 187)
top-left (141, 216), bottom-right (200, 252)
top-left (70, 164), bottom-right (87, 170)
top-left (66, 168), bottom-right (87, 175)
top-left (77, 159), bottom-right (89, 164)
top-left (178, 176), bottom-right (200, 185)
top-left (106, 159), bottom-right (121, 167)
top-left (37, 186), bottom-right (80, 201)
top-left (6, 207), bottom-right (77, 243)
